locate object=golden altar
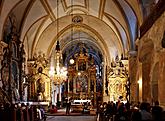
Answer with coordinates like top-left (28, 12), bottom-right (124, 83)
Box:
top-left (67, 44), bottom-right (98, 106)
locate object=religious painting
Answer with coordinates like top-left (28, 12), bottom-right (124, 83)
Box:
top-left (36, 78), bottom-right (45, 100)
top-left (76, 75), bottom-right (88, 92)
top-left (78, 59), bottom-right (86, 71)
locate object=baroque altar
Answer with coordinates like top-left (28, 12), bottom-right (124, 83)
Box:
top-left (27, 53), bottom-right (51, 102)
top-left (67, 44), bottom-right (98, 106)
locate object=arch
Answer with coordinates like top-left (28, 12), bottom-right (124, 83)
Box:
top-left (46, 23), bottom-right (111, 66)
top-left (139, 39), bottom-right (154, 62)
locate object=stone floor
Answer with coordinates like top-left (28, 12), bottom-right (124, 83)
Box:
top-left (46, 116), bottom-right (97, 121)
top-left (46, 108), bottom-right (97, 121)
top-left (46, 108), bottom-right (96, 116)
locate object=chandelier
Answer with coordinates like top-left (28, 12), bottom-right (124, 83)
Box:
top-left (49, 41), bottom-right (67, 85)
top-left (49, 0), bottom-right (67, 85)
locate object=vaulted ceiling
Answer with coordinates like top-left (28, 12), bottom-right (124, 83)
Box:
top-left (0, 0), bottom-right (153, 65)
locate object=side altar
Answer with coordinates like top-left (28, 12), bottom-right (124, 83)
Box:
top-left (27, 53), bottom-right (51, 102)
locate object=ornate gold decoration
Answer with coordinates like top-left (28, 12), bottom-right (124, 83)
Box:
top-left (27, 52), bottom-right (51, 101)
top-left (107, 55), bottom-right (129, 101)
top-left (67, 43), bottom-right (98, 106)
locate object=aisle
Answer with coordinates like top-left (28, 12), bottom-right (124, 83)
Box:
top-left (46, 108), bottom-right (96, 116)
top-left (46, 115), bottom-right (97, 121)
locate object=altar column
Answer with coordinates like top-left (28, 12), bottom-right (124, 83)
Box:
top-left (58, 84), bottom-right (61, 101)
top-left (52, 84), bottom-right (57, 105)
top-left (55, 86), bottom-right (58, 105)
top-left (73, 77), bottom-right (76, 94)
top-left (0, 41), bottom-right (7, 88)
top-left (88, 72), bottom-right (90, 97)
top-left (94, 80), bottom-right (96, 106)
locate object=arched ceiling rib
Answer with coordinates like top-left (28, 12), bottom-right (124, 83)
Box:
top-left (0, 0), bottom-right (147, 65)
top-left (20, 0), bottom-right (47, 41)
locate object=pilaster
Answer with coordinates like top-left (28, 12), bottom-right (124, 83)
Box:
top-left (129, 51), bottom-right (138, 102)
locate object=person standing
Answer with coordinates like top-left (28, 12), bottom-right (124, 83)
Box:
top-left (66, 99), bottom-right (71, 115)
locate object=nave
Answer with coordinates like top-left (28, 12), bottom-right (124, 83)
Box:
top-left (1, 0), bottom-right (165, 121)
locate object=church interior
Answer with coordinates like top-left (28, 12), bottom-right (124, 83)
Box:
top-left (0, 0), bottom-right (165, 120)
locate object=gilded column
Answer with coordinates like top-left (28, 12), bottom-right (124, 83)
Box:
top-left (94, 79), bottom-right (96, 106)
top-left (88, 71), bottom-right (90, 97)
top-left (0, 41), bottom-right (7, 88)
top-left (73, 77), bottom-right (76, 94)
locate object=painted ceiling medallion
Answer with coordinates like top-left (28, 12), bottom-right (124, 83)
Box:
top-left (72, 15), bottom-right (83, 24)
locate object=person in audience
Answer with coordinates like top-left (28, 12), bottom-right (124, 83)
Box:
top-left (99, 103), bottom-right (104, 121)
top-left (50, 105), bottom-right (57, 113)
top-left (131, 111), bottom-right (142, 121)
top-left (38, 106), bottom-right (45, 119)
top-left (0, 103), bottom-right (4, 121)
top-left (37, 106), bottom-right (42, 120)
top-left (140, 102), bottom-right (152, 121)
top-left (131, 107), bottom-right (142, 121)
top-left (152, 101), bottom-right (163, 121)
top-left (5, 103), bottom-right (12, 121)
top-left (115, 102), bottom-right (127, 121)
top-left (16, 103), bottom-right (22, 121)
top-left (22, 103), bottom-right (28, 121)
top-left (106, 101), bottom-right (113, 120)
